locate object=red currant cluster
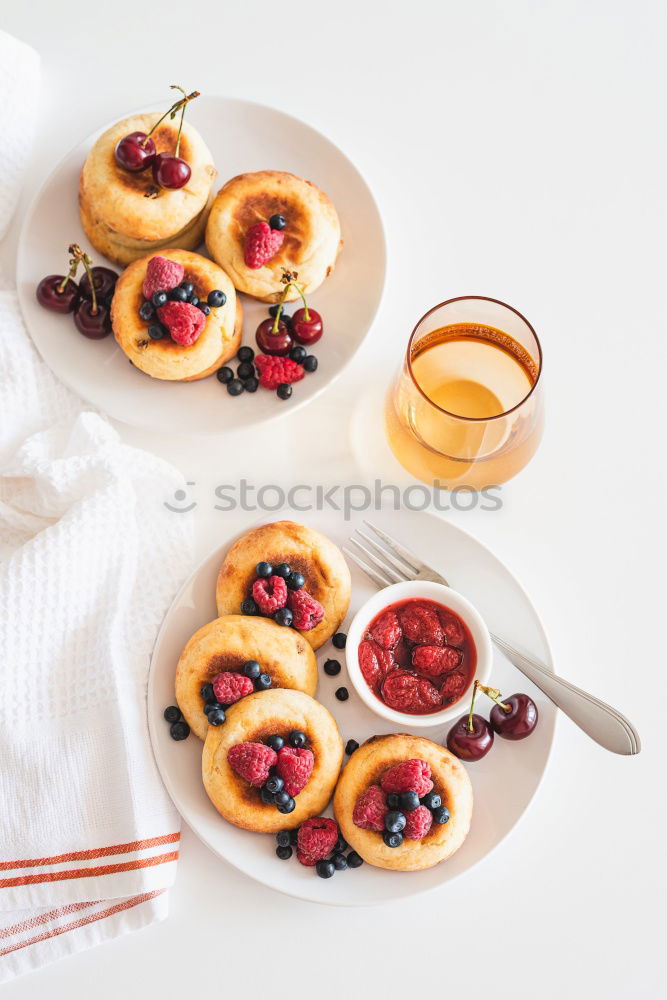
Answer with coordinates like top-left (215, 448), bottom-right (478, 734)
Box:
top-left (36, 244), bottom-right (118, 339)
top-left (114, 85), bottom-right (200, 191)
top-left (446, 680), bottom-right (538, 761)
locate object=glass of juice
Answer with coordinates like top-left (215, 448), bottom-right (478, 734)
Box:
top-left (385, 296), bottom-right (544, 490)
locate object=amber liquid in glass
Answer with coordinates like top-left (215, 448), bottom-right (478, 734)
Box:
top-left (385, 322), bottom-right (542, 489)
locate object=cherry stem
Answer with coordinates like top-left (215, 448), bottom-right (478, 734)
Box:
top-left (467, 680), bottom-right (480, 732)
top-left (142, 86), bottom-right (200, 149)
top-left (477, 683), bottom-right (511, 713)
top-left (69, 244), bottom-right (97, 314)
top-left (57, 252), bottom-right (80, 294)
top-left (270, 277), bottom-right (309, 334)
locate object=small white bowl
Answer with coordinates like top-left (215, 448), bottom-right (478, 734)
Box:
top-left (345, 580), bottom-right (493, 728)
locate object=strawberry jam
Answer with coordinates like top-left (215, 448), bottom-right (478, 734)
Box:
top-left (358, 598), bottom-right (476, 715)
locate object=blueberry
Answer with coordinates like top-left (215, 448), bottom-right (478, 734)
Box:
top-left (217, 366), bottom-right (233, 383)
top-left (207, 707), bottom-right (226, 726)
top-left (255, 673), bottom-right (272, 690)
top-left (200, 682), bottom-right (215, 702)
top-left (345, 739), bottom-right (359, 756)
top-left (432, 806), bottom-right (450, 825)
top-left (180, 282), bottom-right (194, 297)
top-left (332, 632), bottom-right (347, 649)
top-left (148, 323), bottom-right (165, 340)
top-left (266, 734), bottom-right (285, 752)
top-left (277, 383), bottom-right (292, 400)
top-left (289, 730), bottom-right (307, 749)
top-left (260, 785), bottom-right (275, 805)
top-left (169, 286), bottom-right (188, 302)
top-left (289, 828), bottom-right (299, 845)
top-left (139, 300), bottom-right (155, 321)
top-left (269, 214), bottom-right (286, 231)
top-left (283, 313), bottom-right (293, 330)
top-left (151, 291), bottom-right (168, 308)
top-left (241, 597), bottom-right (258, 615)
top-left (242, 660), bottom-right (261, 680)
top-left (277, 796), bottom-right (296, 814)
top-left (287, 571), bottom-right (305, 590)
top-left (256, 562), bottom-right (273, 578)
top-left (273, 789), bottom-right (289, 807)
top-left (303, 355), bottom-right (318, 373)
top-left (244, 377), bottom-right (259, 393)
top-left (237, 345), bottom-right (254, 362)
top-left (400, 791), bottom-right (421, 812)
top-left (266, 775), bottom-right (284, 795)
top-left (421, 792), bottom-right (442, 811)
top-left (385, 811), bottom-right (406, 834)
top-left (163, 705), bottom-right (181, 723)
top-left (276, 830), bottom-right (291, 847)
top-left (274, 563), bottom-right (291, 578)
top-left (268, 304), bottom-right (283, 318)
top-left (197, 302), bottom-right (211, 316)
top-left (386, 794), bottom-right (400, 809)
top-left (274, 607), bottom-right (293, 627)
top-left (189, 295), bottom-right (199, 308)
top-left (203, 701), bottom-right (223, 716)
top-left (227, 379), bottom-right (244, 396)
top-left (334, 835), bottom-right (348, 853)
top-left (170, 720), bottom-right (190, 741)
top-left (316, 859), bottom-right (335, 879)
top-left (289, 345), bottom-right (307, 363)
top-left (324, 658), bottom-right (341, 676)
top-left (383, 830), bottom-right (403, 849)
top-left (347, 851), bottom-right (364, 868)
top-left (276, 845), bottom-right (293, 860)
top-left (335, 687), bottom-right (349, 702)
top-left (332, 852), bottom-right (348, 871)
top-left (208, 289), bottom-right (227, 308)
top-left (237, 361), bottom-right (255, 380)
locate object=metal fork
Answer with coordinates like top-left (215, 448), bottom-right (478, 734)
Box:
top-left (344, 520), bottom-right (641, 755)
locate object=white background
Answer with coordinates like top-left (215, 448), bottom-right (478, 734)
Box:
top-left (2, 0), bottom-right (664, 996)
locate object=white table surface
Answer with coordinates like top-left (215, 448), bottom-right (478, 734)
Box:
top-left (2, 1), bottom-right (664, 995)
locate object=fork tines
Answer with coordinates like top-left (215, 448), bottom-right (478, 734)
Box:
top-left (343, 520), bottom-right (423, 589)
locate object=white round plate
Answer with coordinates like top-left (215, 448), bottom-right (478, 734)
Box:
top-left (16, 96), bottom-right (386, 434)
top-left (148, 508), bottom-right (556, 906)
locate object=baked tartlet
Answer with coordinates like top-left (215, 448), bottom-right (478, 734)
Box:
top-left (80, 113), bottom-right (216, 267)
top-left (334, 733), bottom-right (473, 871)
top-left (202, 689), bottom-right (343, 833)
top-left (215, 520), bottom-right (351, 650)
top-left (175, 614), bottom-right (318, 741)
top-left (205, 170), bottom-right (341, 302)
top-left (111, 249), bottom-right (241, 380)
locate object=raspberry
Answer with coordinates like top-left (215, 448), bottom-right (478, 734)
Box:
top-left (297, 817), bottom-right (339, 861)
top-left (369, 610), bottom-right (402, 649)
top-left (440, 669), bottom-right (468, 702)
top-left (352, 784), bottom-right (388, 832)
top-left (157, 301), bottom-right (206, 346)
top-left (255, 354), bottom-right (305, 390)
top-left (439, 613), bottom-right (466, 646)
top-left (244, 221), bottom-right (284, 269)
top-left (275, 746), bottom-right (314, 797)
top-left (412, 644), bottom-right (462, 676)
top-left (227, 742), bottom-right (277, 786)
top-left (212, 671), bottom-right (254, 704)
top-left (358, 639), bottom-right (393, 692)
top-left (142, 255), bottom-right (184, 300)
top-left (381, 670), bottom-right (442, 714)
top-left (380, 759), bottom-right (433, 798)
top-left (403, 805), bottom-right (433, 841)
top-left (296, 848), bottom-right (318, 866)
top-left (252, 575), bottom-right (288, 615)
top-left (398, 603), bottom-right (444, 645)
top-left (286, 589), bottom-right (324, 631)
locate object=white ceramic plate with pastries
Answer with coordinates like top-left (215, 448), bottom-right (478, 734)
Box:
top-left (16, 94), bottom-right (386, 433)
top-left (148, 507), bottom-right (556, 906)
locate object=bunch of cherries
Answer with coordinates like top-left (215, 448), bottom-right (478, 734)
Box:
top-left (114, 85), bottom-right (199, 190)
top-left (446, 680), bottom-right (538, 761)
top-left (36, 243), bottom-right (118, 339)
top-left (255, 268), bottom-right (323, 356)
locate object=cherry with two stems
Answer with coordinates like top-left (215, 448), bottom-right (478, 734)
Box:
top-left (70, 245), bottom-right (111, 339)
top-left (256, 268), bottom-right (323, 355)
top-left (446, 680), bottom-right (494, 761)
top-left (151, 86), bottom-right (199, 190)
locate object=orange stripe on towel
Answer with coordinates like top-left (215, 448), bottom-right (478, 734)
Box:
top-left (0, 851), bottom-right (179, 889)
top-left (0, 832), bottom-right (180, 872)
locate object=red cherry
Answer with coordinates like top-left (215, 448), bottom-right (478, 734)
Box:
top-left (79, 266), bottom-right (119, 306)
top-left (490, 693), bottom-right (538, 740)
top-left (291, 307), bottom-right (323, 345)
top-left (36, 275), bottom-right (80, 313)
top-left (74, 300), bottom-right (112, 339)
top-left (152, 152), bottom-right (191, 189)
top-left (114, 131), bottom-right (156, 172)
top-left (255, 318), bottom-right (294, 356)
top-left (446, 713), bottom-right (494, 761)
